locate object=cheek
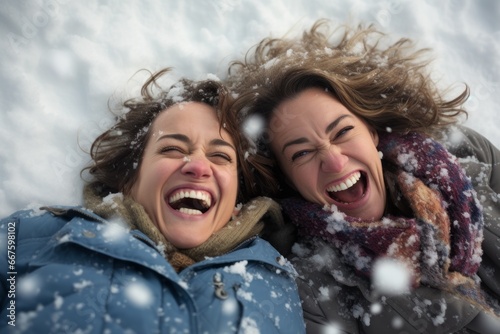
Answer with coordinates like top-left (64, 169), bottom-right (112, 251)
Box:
top-left (216, 167), bottom-right (239, 197)
top-left (363, 143), bottom-right (382, 165)
top-left (292, 171), bottom-right (315, 193)
top-left (135, 162), bottom-right (174, 195)
top-left (227, 170), bottom-right (239, 199)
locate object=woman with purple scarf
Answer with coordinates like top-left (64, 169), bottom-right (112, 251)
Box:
top-left (227, 20), bottom-right (500, 333)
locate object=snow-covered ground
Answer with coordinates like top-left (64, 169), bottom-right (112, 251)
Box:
top-left (1, 0), bottom-right (499, 217)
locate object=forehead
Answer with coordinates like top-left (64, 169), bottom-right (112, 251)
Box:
top-left (156, 101), bottom-right (216, 121)
top-left (276, 88), bottom-right (345, 115)
top-left (151, 102), bottom-right (234, 143)
top-left (271, 88), bottom-right (350, 129)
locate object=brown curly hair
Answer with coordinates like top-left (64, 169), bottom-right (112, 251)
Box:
top-left (82, 68), bottom-right (271, 202)
top-left (226, 19), bottom-right (469, 195)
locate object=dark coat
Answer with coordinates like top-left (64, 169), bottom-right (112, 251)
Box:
top-left (291, 126), bottom-right (500, 334)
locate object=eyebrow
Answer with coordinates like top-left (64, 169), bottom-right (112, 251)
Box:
top-left (156, 134), bottom-right (236, 152)
top-left (157, 133), bottom-right (189, 143)
top-left (281, 114), bottom-right (352, 153)
top-left (325, 115), bottom-right (351, 133)
top-left (209, 138), bottom-right (236, 152)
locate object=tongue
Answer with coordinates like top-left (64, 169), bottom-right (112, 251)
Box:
top-left (329, 180), bottom-right (364, 203)
top-left (174, 198), bottom-right (207, 212)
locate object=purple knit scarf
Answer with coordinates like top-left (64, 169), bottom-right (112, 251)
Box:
top-left (281, 131), bottom-right (484, 289)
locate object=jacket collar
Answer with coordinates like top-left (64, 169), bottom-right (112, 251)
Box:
top-left (36, 206), bottom-right (296, 278)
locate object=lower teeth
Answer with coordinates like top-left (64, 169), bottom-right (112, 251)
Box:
top-left (179, 208), bottom-right (203, 215)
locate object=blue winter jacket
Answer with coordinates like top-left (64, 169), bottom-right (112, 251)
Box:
top-left (0, 206), bottom-right (305, 333)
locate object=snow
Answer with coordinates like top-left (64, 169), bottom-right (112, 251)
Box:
top-left (224, 260), bottom-right (254, 283)
top-left (73, 279), bottom-right (92, 291)
top-left (125, 281), bottom-right (154, 308)
top-left (370, 302), bottom-right (382, 315)
top-left (321, 324), bottom-right (344, 334)
top-left (391, 316), bottom-right (404, 329)
top-left (241, 317), bottom-right (260, 334)
top-left (431, 298), bottom-right (447, 326)
top-left (0, 0), bottom-right (499, 218)
top-left (242, 114), bottom-right (265, 140)
top-left (53, 293), bottom-right (63, 309)
top-left (101, 192), bottom-right (124, 208)
top-left (236, 288), bottom-right (254, 302)
top-left (17, 275), bottom-right (41, 298)
top-left (102, 220), bottom-right (129, 243)
top-left (222, 298), bottom-right (238, 315)
top-left (73, 268), bottom-right (83, 276)
top-left (291, 242), bottom-right (311, 257)
top-left (372, 258), bottom-right (411, 295)
top-left (318, 286), bottom-right (330, 301)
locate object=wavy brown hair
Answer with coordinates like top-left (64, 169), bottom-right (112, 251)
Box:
top-left (82, 68), bottom-right (271, 202)
top-left (227, 20), bottom-right (469, 195)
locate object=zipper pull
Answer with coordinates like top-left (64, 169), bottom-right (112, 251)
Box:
top-left (213, 272), bottom-right (228, 300)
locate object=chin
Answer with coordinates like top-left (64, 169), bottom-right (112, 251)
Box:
top-left (173, 238), bottom-right (206, 250)
top-left (354, 208), bottom-right (384, 221)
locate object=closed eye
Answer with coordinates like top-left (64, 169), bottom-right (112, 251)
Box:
top-left (291, 150), bottom-right (313, 162)
top-left (209, 152), bottom-right (233, 164)
top-left (159, 146), bottom-right (186, 157)
top-left (333, 126), bottom-right (354, 140)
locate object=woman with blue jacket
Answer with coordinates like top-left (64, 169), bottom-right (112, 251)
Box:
top-left (0, 69), bottom-right (305, 333)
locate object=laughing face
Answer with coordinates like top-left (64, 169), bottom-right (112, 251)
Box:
top-left (130, 102), bottom-right (238, 249)
top-left (269, 88), bottom-right (386, 220)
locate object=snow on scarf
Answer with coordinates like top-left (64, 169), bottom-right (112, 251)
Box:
top-left (281, 131), bottom-right (484, 291)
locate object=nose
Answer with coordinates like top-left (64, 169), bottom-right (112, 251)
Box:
top-left (181, 155), bottom-right (212, 178)
top-left (320, 146), bottom-right (348, 173)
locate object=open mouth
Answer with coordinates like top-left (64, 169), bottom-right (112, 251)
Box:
top-left (168, 189), bottom-right (213, 215)
top-left (326, 171), bottom-right (367, 204)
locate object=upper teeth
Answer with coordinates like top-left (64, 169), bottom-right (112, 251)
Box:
top-left (327, 172), bottom-right (361, 192)
top-left (169, 190), bottom-right (212, 207)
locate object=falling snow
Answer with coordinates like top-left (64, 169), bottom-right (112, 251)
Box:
top-left (243, 114), bottom-right (265, 140)
top-left (17, 275), bottom-right (41, 298)
top-left (125, 282), bottom-right (154, 308)
top-left (372, 258), bottom-right (411, 295)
